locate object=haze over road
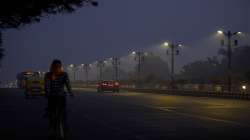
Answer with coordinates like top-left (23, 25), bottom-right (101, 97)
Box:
top-left (1, 88), bottom-right (250, 140)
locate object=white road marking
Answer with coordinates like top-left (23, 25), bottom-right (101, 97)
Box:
top-left (146, 105), bottom-right (250, 127)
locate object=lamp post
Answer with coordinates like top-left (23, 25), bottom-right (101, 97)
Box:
top-left (217, 30), bottom-right (242, 92)
top-left (68, 64), bottom-right (76, 81)
top-left (110, 57), bottom-right (120, 81)
top-left (81, 64), bottom-right (91, 87)
top-left (97, 60), bottom-right (105, 82)
top-left (163, 42), bottom-right (181, 90)
top-left (131, 51), bottom-right (148, 88)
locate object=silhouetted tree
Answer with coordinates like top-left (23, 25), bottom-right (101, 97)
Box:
top-left (0, 32), bottom-right (3, 61)
top-left (231, 46), bottom-right (250, 82)
top-left (178, 56), bottom-right (224, 84)
top-left (0, 0), bottom-right (98, 29)
top-left (179, 46), bottom-right (250, 84)
top-left (0, 0), bottom-right (98, 60)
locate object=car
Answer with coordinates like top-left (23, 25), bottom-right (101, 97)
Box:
top-left (97, 81), bottom-right (120, 93)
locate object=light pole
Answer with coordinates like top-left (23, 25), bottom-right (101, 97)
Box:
top-left (110, 57), bottom-right (120, 81)
top-left (81, 64), bottom-right (91, 87)
top-left (132, 51), bottom-right (148, 87)
top-left (97, 60), bottom-right (105, 82)
top-left (217, 30), bottom-right (242, 92)
top-left (163, 42), bottom-right (181, 90)
top-left (68, 64), bottom-right (76, 81)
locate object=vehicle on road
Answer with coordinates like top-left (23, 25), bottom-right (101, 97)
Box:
top-left (97, 81), bottom-right (120, 93)
top-left (25, 75), bottom-right (45, 96)
top-left (17, 71), bottom-right (45, 96)
top-left (17, 71), bottom-right (39, 89)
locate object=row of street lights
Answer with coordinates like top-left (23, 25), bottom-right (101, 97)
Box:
top-left (66, 29), bottom-right (243, 92)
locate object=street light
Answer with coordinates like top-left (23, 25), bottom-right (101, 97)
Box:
top-left (131, 51), bottom-right (148, 87)
top-left (217, 30), bottom-right (224, 35)
top-left (217, 29), bottom-right (242, 92)
top-left (81, 64), bottom-right (91, 87)
top-left (67, 64), bottom-right (76, 81)
top-left (96, 60), bottom-right (105, 81)
top-left (242, 85), bottom-right (247, 90)
top-left (164, 42), bottom-right (169, 47)
top-left (109, 57), bottom-right (121, 81)
top-left (132, 51), bottom-right (136, 55)
top-left (162, 41), bottom-right (182, 90)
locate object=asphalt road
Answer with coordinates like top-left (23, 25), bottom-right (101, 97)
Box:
top-left (1, 88), bottom-right (250, 140)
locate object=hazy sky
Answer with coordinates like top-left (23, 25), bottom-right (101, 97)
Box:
top-left (1, 0), bottom-right (250, 81)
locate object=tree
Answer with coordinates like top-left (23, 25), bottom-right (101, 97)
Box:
top-left (0, 32), bottom-right (3, 61)
top-left (179, 46), bottom-right (250, 84)
top-left (0, 0), bottom-right (98, 61)
top-left (178, 56), bottom-right (224, 84)
top-left (0, 0), bottom-right (98, 29)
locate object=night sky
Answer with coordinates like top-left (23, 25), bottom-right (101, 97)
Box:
top-left (1, 0), bottom-right (250, 81)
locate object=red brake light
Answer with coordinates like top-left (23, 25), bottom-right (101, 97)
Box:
top-left (114, 82), bottom-right (119, 86)
top-left (102, 83), bottom-right (107, 86)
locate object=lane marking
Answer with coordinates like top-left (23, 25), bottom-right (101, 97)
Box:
top-left (74, 89), bottom-right (250, 127)
top-left (145, 105), bottom-right (250, 127)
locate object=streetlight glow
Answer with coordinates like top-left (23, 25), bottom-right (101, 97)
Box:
top-left (164, 42), bottom-right (169, 47)
top-left (217, 30), bottom-right (224, 35)
top-left (69, 64), bottom-right (74, 68)
top-left (242, 85), bottom-right (247, 90)
top-left (178, 44), bottom-right (183, 47)
top-left (132, 51), bottom-right (136, 55)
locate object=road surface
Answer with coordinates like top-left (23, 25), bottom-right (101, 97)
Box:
top-left (1, 88), bottom-right (250, 140)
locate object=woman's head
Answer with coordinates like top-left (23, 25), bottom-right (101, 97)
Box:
top-left (50, 59), bottom-right (63, 74)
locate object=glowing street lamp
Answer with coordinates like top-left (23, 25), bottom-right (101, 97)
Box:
top-left (242, 85), bottom-right (247, 91)
top-left (68, 64), bottom-right (76, 81)
top-left (164, 42), bottom-right (169, 47)
top-left (162, 41), bottom-right (182, 90)
top-left (109, 57), bottom-right (121, 81)
top-left (217, 30), bottom-right (224, 35)
top-left (217, 29), bottom-right (242, 92)
top-left (69, 64), bottom-right (74, 68)
top-left (81, 64), bottom-right (92, 87)
top-left (131, 51), bottom-right (149, 87)
top-left (96, 60), bottom-right (105, 81)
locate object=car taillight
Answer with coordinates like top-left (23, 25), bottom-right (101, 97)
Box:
top-left (114, 82), bottom-right (119, 86)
